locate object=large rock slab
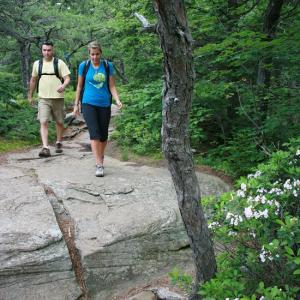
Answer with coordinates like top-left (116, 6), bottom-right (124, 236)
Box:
top-left (0, 166), bottom-right (81, 300)
top-left (5, 131), bottom-right (230, 299)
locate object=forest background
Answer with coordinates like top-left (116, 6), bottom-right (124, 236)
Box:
top-left (0, 0), bottom-right (300, 298)
top-left (0, 0), bottom-right (300, 179)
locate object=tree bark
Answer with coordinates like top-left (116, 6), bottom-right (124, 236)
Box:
top-left (19, 40), bottom-right (31, 97)
top-left (257, 0), bottom-right (284, 117)
top-left (153, 1), bottom-right (217, 298)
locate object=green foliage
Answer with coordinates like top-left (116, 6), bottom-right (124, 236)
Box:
top-left (0, 72), bottom-right (22, 104)
top-left (1, 0), bottom-right (300, 180)
top-left (198, 139), bottom-right (300, 299)
top-left (169, 267), bottom-right (193, 293)
top-left (0, 100), bottom-right (56, 146)
top-left (113, 80), bottom-right (162, 154)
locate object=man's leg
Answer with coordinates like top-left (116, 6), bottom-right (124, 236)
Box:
top-left (56, 122), bottom-right (64, 142)
top-left (40, 121), bottom-right (49, 148)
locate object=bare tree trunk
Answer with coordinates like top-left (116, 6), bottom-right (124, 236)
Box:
top-left (257, 0), bottom-right (284, 117)
top-left (153, 1), bottom-right (217, 298)
top-left (19, 40), bottom-right (31, 97)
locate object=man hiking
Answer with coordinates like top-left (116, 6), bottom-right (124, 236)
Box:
top-left (28, 40), bottom-right (71, 157)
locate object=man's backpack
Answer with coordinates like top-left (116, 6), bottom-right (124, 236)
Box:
top-left (37, 57), bottom-right (64, 93)
top-left (79, 59), bottom-right (112, 109)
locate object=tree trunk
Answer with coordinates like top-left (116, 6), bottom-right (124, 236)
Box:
top-left (257, 0), bottom-right (284, 117)
top-left (19, 40), bottom-right (31, 97)
top-left (153, 1), bottom-right (217, 298)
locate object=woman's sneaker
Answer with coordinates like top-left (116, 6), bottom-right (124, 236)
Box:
top-left (95, 165), bottom-right (104, 177)
top-left (39, 147), bottom-right (51, 158)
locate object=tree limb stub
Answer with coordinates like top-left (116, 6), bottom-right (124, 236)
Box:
top-left (134, 12), bottom-right (157, 33)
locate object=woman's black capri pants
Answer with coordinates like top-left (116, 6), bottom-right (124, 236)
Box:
top-left (82, 104), bottom-right (111, 142)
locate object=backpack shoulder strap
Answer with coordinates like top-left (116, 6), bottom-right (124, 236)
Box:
top-left (79, 60), bottom-right (91, 111)
top-left (82, 60), bottom-right (90, 79)
top-left (38, 59), bottom-right (43, 78)
top-left (53, 57), bottom-right (60, 79)
top-left (103, 59), bottom-right (110, 77)
top-left (37, 59), bottom-right (43, 93)
top-left (103, 60), bottom-right (112, 104)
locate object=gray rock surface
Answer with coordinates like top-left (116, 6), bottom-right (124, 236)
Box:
top-left (1, 124), bottom-right (230, 299)
top-left (0, 167), bottom-right (81, 300)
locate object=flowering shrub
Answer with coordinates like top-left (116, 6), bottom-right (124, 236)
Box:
top-left (200, 139), bottom-right (300, 299)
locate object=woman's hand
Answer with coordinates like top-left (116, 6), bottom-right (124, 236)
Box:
top-left (116, 99), bottom-right (122, 109)
top-left (73, 104), bottom-right (80, 117)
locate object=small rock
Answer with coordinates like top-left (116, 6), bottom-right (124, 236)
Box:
top-left (152, 287), bottom-right (187, 300)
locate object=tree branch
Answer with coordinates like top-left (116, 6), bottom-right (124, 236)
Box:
top-left (134, 12), bottom-right (157, 33)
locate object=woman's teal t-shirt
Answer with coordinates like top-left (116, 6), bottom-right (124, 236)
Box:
top-left (78, 60), bottom-right (114, 107)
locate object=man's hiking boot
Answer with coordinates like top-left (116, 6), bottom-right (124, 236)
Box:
top-left (95, 165), bottom-right (104, 177)
top-left (55, 142), bottom-right (63, 153)
top-left (39, 147), bottom-right (51, 158)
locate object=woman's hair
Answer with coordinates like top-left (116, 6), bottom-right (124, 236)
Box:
top-left (88, 41), bottom-right (102, 53)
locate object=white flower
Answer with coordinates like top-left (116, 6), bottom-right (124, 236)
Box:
top-left (208, 221), bottom-right (220, 229)
top-left (293, 190), bottom-right (298, 197)
top-left (296, 149), bottom-right (300, 156)
top-left (283, 179), bottom-right (292, 190)
top-left (244, 206), bottom-right (253, 219)
top-left (259, 252), bottom-right (266, 262)
top-left (241, 183), bottom-right (247, 191)
top-left (254, 171), bottom-right (262, 178)
top-left (261, 209), bottom-right (269, 218)
top-left (228, 231), bottom-right (237, 236)
top-left (254, 211), bottom-right (261, 219)
top-left (226, 212), bottom-right (234, 220)
top-left (274, 201), bottom-right (280, 208)
top-left (237, 189), bottom-right (245, 198)
top-left (259, 297), bottom-right (265, 300)
top-left (257, 187), bottom-right (267, 194)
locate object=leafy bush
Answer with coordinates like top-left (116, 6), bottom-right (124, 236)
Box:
top-left (0, 71), bottom-right (23, 103)
top-left (198, 138), bottom-right (300, 299)
top-left (199, 129), bottom-right (266, 178)
top-left (113, 80), bottom-right (162, 154)
top-left (0, 100), bottom-right (55, 144)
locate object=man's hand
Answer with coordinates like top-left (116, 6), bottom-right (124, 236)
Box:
top-left (57, 84), bottom-right (66, 93)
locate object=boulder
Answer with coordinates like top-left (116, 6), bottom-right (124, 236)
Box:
top-left (0, 167), bottom-right (81, 300)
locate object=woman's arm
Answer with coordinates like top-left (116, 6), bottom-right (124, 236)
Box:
top-left (109, 76), bottom-right (122, 109)
top-left (73, 76), bottom-right (84, 116)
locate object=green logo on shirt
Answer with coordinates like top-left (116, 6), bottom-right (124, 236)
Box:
top-left (91, 72), bottom-right (106, 89)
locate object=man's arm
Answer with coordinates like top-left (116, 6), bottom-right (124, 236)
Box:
top-left (28, 76), bottom-right (37, 104)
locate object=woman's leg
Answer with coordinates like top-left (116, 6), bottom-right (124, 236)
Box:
top-left (98, 107), bottom-right (111, 166)
top-left (82, 104), bottom-right (111, 168)
top-left (90, 140), bottom-right (107, 166)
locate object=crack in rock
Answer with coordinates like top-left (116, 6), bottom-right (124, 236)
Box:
top-left (42, 184), bottom-right (89, 299)
top-left (103, 186), bottom-right (134, 195)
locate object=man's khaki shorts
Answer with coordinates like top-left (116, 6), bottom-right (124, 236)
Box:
top-left (38, 98), bottom-right (65, 123)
